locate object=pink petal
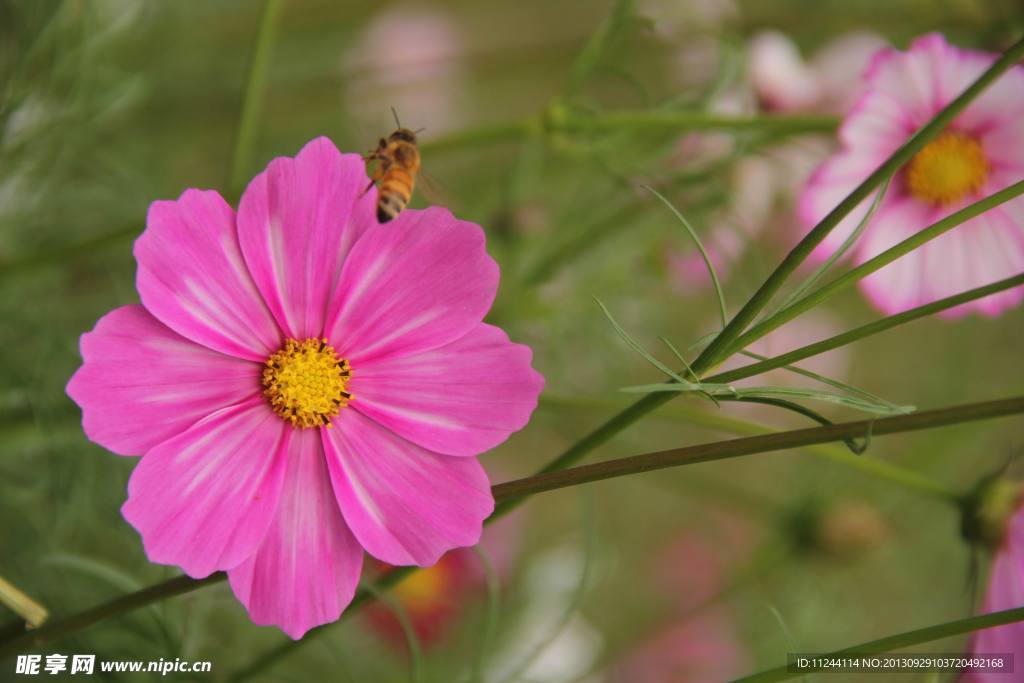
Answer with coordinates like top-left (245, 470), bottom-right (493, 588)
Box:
top-left (228, 428), bottom-right (363, 639)
top-left (323, 207), bottom-right (499, 365)
top-left (798, 151), bottom-right (890, 261)
top-left (323, 409), bottom-right (493, 566)
top-left (986, 168), bottom-right (1024, 228)
top-left (858, 202), bottom-right (1024, 317)
top-left (237, 137), bottom-right (377, 340)
top-left (982, 120), bottom-right (1024, 177)
top-left (350, 323), bottom-right (544, 457)
top-left (121, 399), bottom-right (289, 578)
top-left (839, 91), bottom-right (914, 155)
top-left (810, 32), bottom-right (887, 113)
top-left (943, 43), bottom-right (1024, 138)
top-left (66, 305), bottom-right (261, 456)
top-left (747, 31), bottom-right (820, 112)
top-left (863, 33), bottom-right (947, 125)
top-left (135, 189), bottom-right (280, 361)
top-left (962, 508), bottom-right (1024, 681)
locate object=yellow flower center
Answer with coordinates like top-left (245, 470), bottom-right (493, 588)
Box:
top-left (906, 131), bottom-right (989, 205)
top-left (262, 338), bottom-right (352, 429)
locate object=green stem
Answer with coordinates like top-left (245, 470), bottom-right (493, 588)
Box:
top-left (558, 110), bottom-right (838, 135)
top-left (541, 394), bottom-right (958, 502)
top-left (227, 0), bottom-right (284, 194)
top-left (419, 118), bottom-right (540, 155)
top-left (732, 606), bottom-right (1024, 683)
top-left (491, 396), bottom-right (1024, 502)
top-left (733, 180), bottom-right (1024, 355)
top-left (0, 574), bottom-right (223, 658)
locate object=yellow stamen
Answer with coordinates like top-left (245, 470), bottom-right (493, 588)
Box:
top-left (906, 131), bottom-right (989, 205)
top-left (262, 338), bottom-right (352, 429)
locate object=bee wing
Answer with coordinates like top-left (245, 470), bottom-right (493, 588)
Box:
top-left (415, 169), bottom-right (452, 208)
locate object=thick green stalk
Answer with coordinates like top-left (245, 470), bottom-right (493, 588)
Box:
top-left (733, 606), bottom-right (1024, 683)
top-left (419, 118), bottom-right (540, 155)
top-left (491, 396), bottom-right (1024, 501)
top-left (541, 395), bottom-right (959, 502)
top-left (0, 574), bottom-right (223, 658)
top-left (558, 110), bottom-right (837, 135)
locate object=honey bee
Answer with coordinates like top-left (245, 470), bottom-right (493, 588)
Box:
top-left (363, 109), bottom-right (423, 223)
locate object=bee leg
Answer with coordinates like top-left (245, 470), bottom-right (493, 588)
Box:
top-left (360, 178), bottom-right (376, 197)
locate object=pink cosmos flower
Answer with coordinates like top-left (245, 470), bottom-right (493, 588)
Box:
top-left (800, 33), bottom-right (1024, 318)
top-left (748, 31), bottom-right (886, 114)
top-left (961, 504), bottom-right (1024, 683)
top-left (65, 137), bottom-right (544, 639)
top-left (612, 531), bottom-right (750, 682)
top-left (341, 6), bottom-right (467, 135)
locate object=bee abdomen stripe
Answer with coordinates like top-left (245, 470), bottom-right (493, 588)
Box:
top-left (380, 192), bottom-right (407, 209)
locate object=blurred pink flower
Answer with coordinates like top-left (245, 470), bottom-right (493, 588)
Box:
top-left (342, 6), bottom-right (467, 135)
top-left (800, 33), bottom-right (1024, 318)
top-left (670, 32), bottom-right (884, 296)
top-left (610, 617), bottom-right (750, 683)
top-left (667, 151), bottom-right (784, 291)
top-left (748, 31), bottom-right (820, 112)
top-left (748, 30), bottom-right (886, 114)
top-left (744, 309), bottom-right (850, 381)
top-left (961, 504), bottom-right (1024, 682)
top-left (66, 137), bottom-right (543, 639)
top-left (365, 509), bottom-right (523, 650)
top-left (612, 532), bottom-right (750, 682)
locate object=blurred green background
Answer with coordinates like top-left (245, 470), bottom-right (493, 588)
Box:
top-left (2, 0), bottom-right (1023, 681)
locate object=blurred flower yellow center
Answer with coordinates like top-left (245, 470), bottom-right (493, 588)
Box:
top-left (393, 564), bottom-right (447, 613)
top-left (262, 338), bottom-right (352, 429)
top-left (906, 131), bottom-right (988, 205)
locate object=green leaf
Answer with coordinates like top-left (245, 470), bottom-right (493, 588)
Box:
top-left (619, 382), bottom-right (909, 417)
top-left (718, 394), bottom-right (869, 454)
top-left (642, 184), bottom-right (728, 326)
top-left (769, 178), bottom-right (890, 319)
top-left (737, 349), bottom-right (912, 415)
top-left (594, 298), bottom-right (694, 387)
